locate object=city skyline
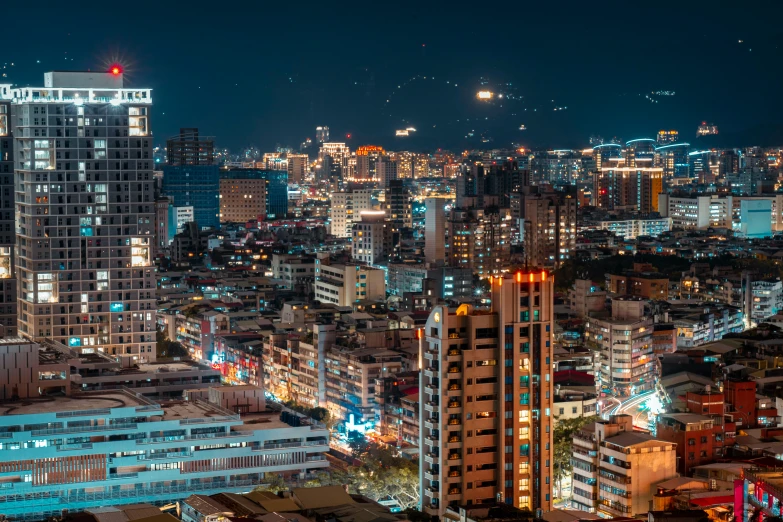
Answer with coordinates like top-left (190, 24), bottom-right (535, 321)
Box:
top-left (3, 2), bottom-right (783, 151)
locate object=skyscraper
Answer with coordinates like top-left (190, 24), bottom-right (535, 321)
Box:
top-left (6, 71), bottom-right (156, 361)
top-left (377, 157), bottom-right (399, 188)
top-left (420, 271), bottom-right (554, 516)
top-left (316, 126), bottom-right (330, 144)
top-left (166, 128), bottom-right (214, 166)
top-left (330, 189), bottom-right (372, 238)
top-left (446, 209), bottom-right (512, 278)
top-left (385, 179), bottom-right (412, 230)
top-left (0, 94), bottom-right (17, 336)
top-left (655, 142), bottom-right (690, 178)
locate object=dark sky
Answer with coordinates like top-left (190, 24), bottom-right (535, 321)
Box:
top-left (4, 1), bottom-right (783, 151)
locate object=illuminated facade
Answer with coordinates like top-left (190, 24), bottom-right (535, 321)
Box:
top-left (523, 190), bottom-right (577, 269)
top-left (420, 273), bottom-right (555, 516)
top-left (329, 189), bottom-right (372, 238)
top-left (4, 72), bottom-right (156, 361)
top-left (287, 153), bottom-right (309, 184)
top-left (585, 297), bottom-right (654, 397)
top-left (446, 208), bottom-right (512, 279)
top-left (657, 129), bottom-right (679, 144)
top-left (655, 142), bottom-right (690, 178)
top-left (593, 167), bottom-right (663, 213)
top-left (219, 177), bottom-right (267, 223)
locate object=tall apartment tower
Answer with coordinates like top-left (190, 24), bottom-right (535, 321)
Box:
top-left (330, 189), bottom-right (372, 238)
top-left (593, 167), bottom-right (663, 213)
top-left (523, 190), bottom-right (577, 269)
top-left (385, 179), bottom-right (412, 230)
top-left (287, 153), bottom-right (309, 184)
top-left (5, 71), bottom-right (156, 361)
top-left (424, 197), bottom-right (446, 263)
top-left (420, 271), bottom-right (554, 516)
top-left (0, 92), bottom-right (17, 336)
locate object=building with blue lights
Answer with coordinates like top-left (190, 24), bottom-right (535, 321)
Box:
top-left (0, 384), bottom-right (329, 521)
top-left (655, 142), bottom-right (690, 178)
top-left (162, 164), bottom-right (221, 229)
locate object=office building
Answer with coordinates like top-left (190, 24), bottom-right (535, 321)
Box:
top-left (287, 153), bottom-right (309, 184)
top-left (420, 271), bottom-right (554, 516)
top-left (351, 211), bottom-right (392, 265)
top-left (446, 208), bottom-right (512, 278)
top-left (425, 198), bottom-right (446, 263)
top-left (585, 297), bottom-right (654, 397)
top-left (330, 189), bottom-right (372, 238)
top-left (0, 382), bottom-right (328, 521)
top-left (586, 217), bottom-right (671, 239)
top-left (592, 143), bottom-right (623, 171)
top-left (523, 190), bottom-right (577, 269)
top-left (219, 177), bottom-right (267, 223)
top-left (0, 94), bottom-right (17, 335)
top-left (571, 415), bottom-right (677, 516)
top-left (166, 128), bottom-right (214, 166)
top-left (385, 179), bottom-right (412, 230)
top-left (658, 194), bottom-right (732, 229)
top-left (592, 167), bottom-right (663, 213)
top-left (314, 261), bottom-right (385, 306)
top-left (162, 161), bottom-right (221, 230)
top-left (624, 138), bottom-right (656, 168)
top-left (222, 169), bottom-right (288, 219)
top-left (4, 71), bottom-right (156, 361)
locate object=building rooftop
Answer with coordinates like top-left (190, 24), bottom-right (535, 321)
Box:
top-left (0, 391), bottom-right (149, 416)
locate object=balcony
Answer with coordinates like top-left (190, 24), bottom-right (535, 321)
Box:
top-left (425, 468), bottom-right (439, 481)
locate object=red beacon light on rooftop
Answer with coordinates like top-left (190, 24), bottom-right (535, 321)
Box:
top-left (110, 65), bottom-right (122, 76)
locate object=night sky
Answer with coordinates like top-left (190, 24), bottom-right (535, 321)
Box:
top-left (4, 1), bottom-right (783, 151)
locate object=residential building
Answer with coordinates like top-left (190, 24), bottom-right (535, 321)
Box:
top-left (585, 297), bottom-right (654, 397)
top-left (658, 195), bottom-right (732, 230)
top-left (608, 263), bottom-right (669, 300)
top-left (5, 71), bottom-right (156, 361)
top-left (420, 271), bottom-right (554, 516)
top-left (587, 217), bottom-right (671, 240)
top-left (351, 211), bottom-right (392, 265)
top-left (523, 190), bottom-right (577, 269)
top-left (655, 142), bottom-right (690, 178)
top-left (376, 157), bottom-right (398, 187)
top-left (219, 177), bottom-right (266, 222)
top-left (314, 261), bottom-right (385, 306)
top-left (592, 167), bottom-right (663, 213)
top-left (446, 208), bottom-right (512, 278)
top-left (748, 278), bottom-right (783, 324)
top-left (330, 189), bottom-right (372, 238)
top-left (271, 254), bottom-right (316, 291)
top-left (0, 384), bottom-right (328, 521)
top-left (569, 279), bottom-right (607, 318)
top-left (319, 142), bottom-right (349, 180)
top-left (571, 414), bottom-right (677, 516)
top-left (656, 412), bottom-right (734, 476)
top-left (287, 153), bottom-right (309, 184)
top-left (221, 169), bottom-right (288, 219)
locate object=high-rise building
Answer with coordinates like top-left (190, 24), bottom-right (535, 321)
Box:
top-left (425, 198), bottom-right (446, 263)
top-left (377, 157), bottom-right (398, 188)
top-left (6, 71), bottom-right (156, 361)
top-left (330, 189), bottom-right (372, 238)
top-left (166, 128), bottom-right (214, 166)
top-left (316, 126), bottom-right (329, 143)
top-left (351, 211), bottom-right (392, 264)
top-left (719, 149), bottom-right (739, 176)
top-left (655, 142), bottom-right (690, 178)
top-left (219, 177), bottom-right (267, 223)
top-left (385, 179), bottom-right (412, 230)
top-left (154, 197), bottom-right (170, 257)
top-left (592, 143), bottom-right (624, 171)
top-left (592, 167), bottom-right (663, 213)
top-left (624, 138), bottom-right (656, 168)
top-left (319, 142), bottom-right (349, 181)
top-left (221, 169), bottom-right (288, 219)
top-left (585, 297), bottom-right (654, 397)
top-left (446, 208), bottom-right (512, 279)
top-left (523, 190), bottom-right (577, 269)
top-left (420, 271), bottom-right (554, 516)
top-left (355, 145), bottom-right (385, 181)
top-left (0, 93), bottom-right (17, 336)
top-left (287, 153), bottom-right (309, 184)
top-left (657, 129), bottom-right (679, 144)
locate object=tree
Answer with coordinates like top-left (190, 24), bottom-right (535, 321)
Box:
top-left (253, 473), bottom-right (287, 494)
top-left (553, 415), bottom-right (598, 498)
